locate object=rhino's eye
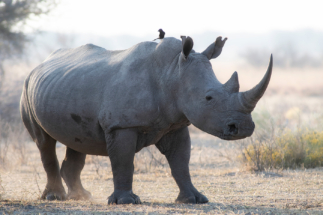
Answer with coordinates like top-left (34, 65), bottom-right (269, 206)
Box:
top-left (206, 96), bottom-right (213, 101)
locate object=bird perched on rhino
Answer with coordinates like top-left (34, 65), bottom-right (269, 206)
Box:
top-left (153, 29), bottom-right (165, 41)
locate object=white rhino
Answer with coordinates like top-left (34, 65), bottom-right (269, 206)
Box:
top-left (20, 36), bottom-right (272, 204)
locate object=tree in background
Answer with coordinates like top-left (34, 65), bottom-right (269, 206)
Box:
top-left (0, 0), bottom-right (57, 83)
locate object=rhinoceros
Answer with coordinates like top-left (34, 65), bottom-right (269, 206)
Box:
top-left (20, 35), bottom-right (272, 204)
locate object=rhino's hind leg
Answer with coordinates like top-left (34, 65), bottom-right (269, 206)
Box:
top-left (20, 99), bottom-right (66, 200)
top-left (38, 142), bottom-right (67, 201)
top-left (106, 129), bottom-right (141, 204)
top-left (60, 147), bottom-right (92, 200)
top-left (156, 126), bottom-right (208, 204)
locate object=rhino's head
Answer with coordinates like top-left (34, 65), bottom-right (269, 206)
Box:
top-left (177, 36), bottom-right (273, 140)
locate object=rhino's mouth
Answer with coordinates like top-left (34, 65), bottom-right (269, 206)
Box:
top-left (197, 125), bottom-right (250, 140)
top-left (218, 132), bottom-right (249, 141)
top-left (219, 134), bottom-right (239, 140)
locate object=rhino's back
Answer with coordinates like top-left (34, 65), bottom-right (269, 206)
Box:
top-left (25, 42), bottom-right (163, 153)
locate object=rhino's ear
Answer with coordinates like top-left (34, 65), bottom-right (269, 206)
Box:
top-left (202, 36), bottom-right (227, 60)
top-left (224, 71), bottom-right (239, 93)
top-left (181, 36), bottom-right (193, 60)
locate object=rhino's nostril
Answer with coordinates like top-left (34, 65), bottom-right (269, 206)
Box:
top-left (228, 124), bottom-right (238, 134)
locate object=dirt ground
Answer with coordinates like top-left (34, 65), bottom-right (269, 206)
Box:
top-left (0, 129), bottom-right (322, 215)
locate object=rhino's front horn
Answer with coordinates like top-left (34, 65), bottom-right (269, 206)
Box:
top-left (239, 54), bottom-right (273, 111)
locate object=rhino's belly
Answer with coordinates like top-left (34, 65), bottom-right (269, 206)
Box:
top-left (34, 107), bottom-right (108, 155)
top-left (46, 127), bottom-right (108, 156)
top-left (57, 135), bottom-right (108, 156)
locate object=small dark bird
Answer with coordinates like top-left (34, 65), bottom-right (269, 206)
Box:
top-left (153, 29), bottom-right (165, 41)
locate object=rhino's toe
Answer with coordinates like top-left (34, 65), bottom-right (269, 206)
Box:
top-left (41, 186), bottom-right (66, 201)
top-left (118, 194), bottom-right (141, 204)
top-left (67, 189), bottom-right (92, 200)
top-left (42, 191), bottom-right (66, 201)
top-left (176, 191), bottom-right (208, 204)
top-left (108, 190), bottom-right (141, 205)
top-left (196, 193), bottom-right (209, 203)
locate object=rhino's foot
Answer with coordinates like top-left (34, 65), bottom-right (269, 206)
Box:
top-left (67, 188), bottom-right (92, 200)
top-left (108, 190), bottom-right (141, 205)
top-left (175, 190), bottom-right (208, 204)
top-left (41, 188), bottom-right (67, 201)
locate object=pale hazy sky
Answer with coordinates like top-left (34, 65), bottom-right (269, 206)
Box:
top-left (30, 0), bottom-right (323, 37)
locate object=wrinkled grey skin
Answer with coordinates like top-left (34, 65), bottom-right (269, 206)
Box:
top-left (20, 36), bottom-right (273, 204)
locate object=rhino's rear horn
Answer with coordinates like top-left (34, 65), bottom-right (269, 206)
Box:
top-left (224, 71), bottom-right (239, 93)
top-left (181, 36), bottom-right (193, 60)
top-left (240, 54), bottom-right (273, 111)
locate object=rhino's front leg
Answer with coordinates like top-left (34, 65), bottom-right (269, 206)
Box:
top-left (156, 127), bottom-right (208, 204)
top-left (106, 129), bottom-right (141, 204)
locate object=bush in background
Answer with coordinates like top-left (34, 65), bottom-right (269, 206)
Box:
top-left (238, 108), bottom-right (323, 171)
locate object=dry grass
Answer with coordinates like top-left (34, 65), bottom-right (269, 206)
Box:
top-left (0, 121), bottom-right (30, 169)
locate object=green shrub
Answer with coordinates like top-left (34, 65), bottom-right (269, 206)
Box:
top-left (302, 131), bottom-right (323, 168)
top-left (238, 106), bottom-right (323, 171)
top-left (240, 130), bottom-right (323, 170)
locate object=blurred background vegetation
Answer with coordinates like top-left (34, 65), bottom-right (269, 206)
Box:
top-left (0, 0), bottom-right (57, 83)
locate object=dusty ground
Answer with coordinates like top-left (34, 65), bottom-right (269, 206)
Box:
top-left (0, 129), bottom-right (323, 215)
